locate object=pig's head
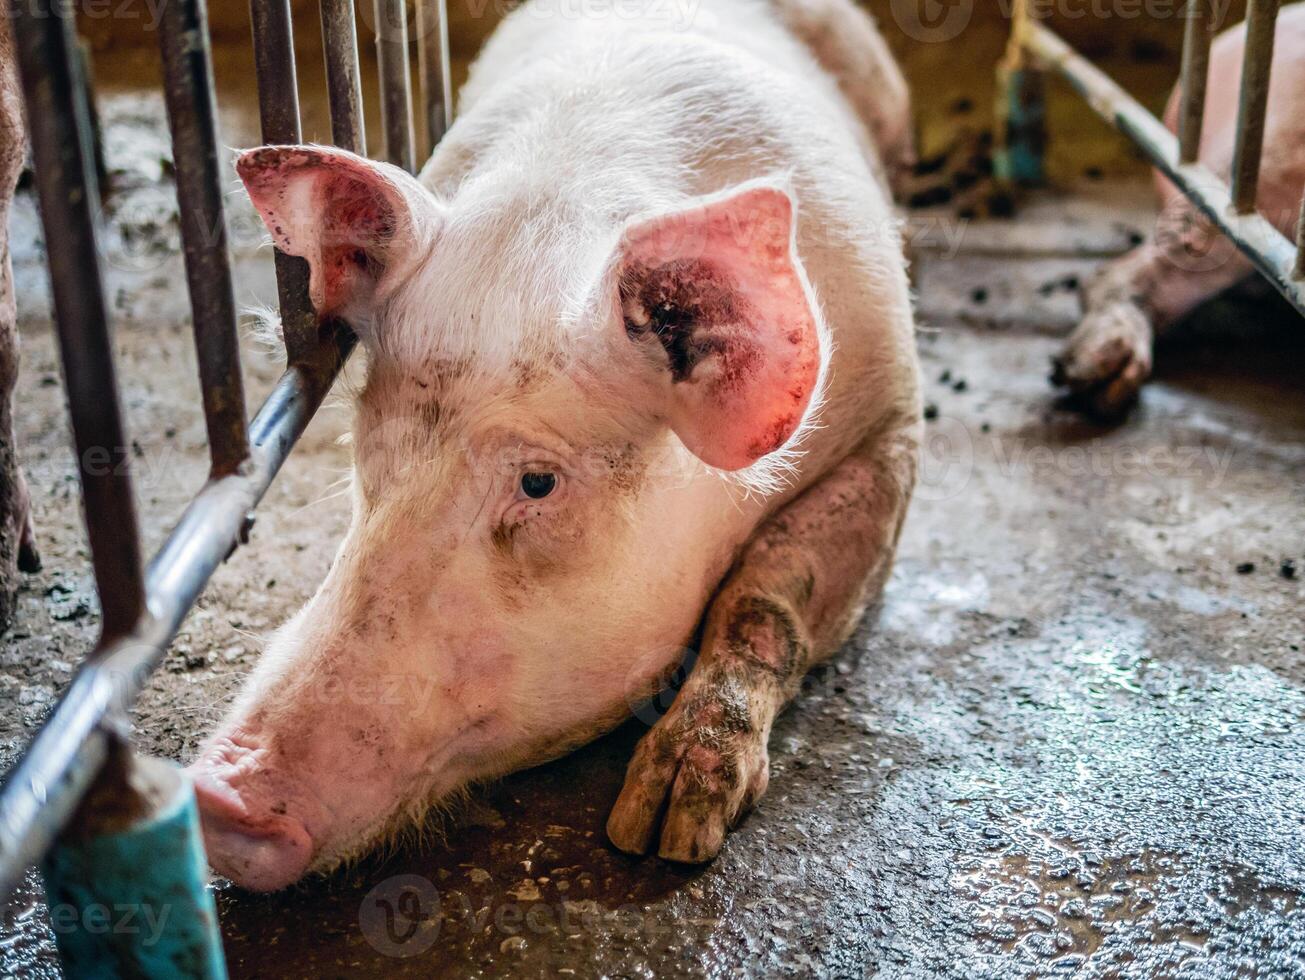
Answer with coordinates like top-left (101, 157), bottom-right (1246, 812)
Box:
top-left (190, 145), bottom-right (825, 890)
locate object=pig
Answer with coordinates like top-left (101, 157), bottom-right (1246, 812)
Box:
top-left (1052, 4), bottom-right (1305, 418)
top-left (189, 0), bottom-right (921, 892)
top-left (0, 17), bottom-right (40, 631)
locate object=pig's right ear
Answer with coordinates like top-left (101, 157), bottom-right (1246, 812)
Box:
top-left (236, 145), bottom-right (443, 321)
top-left (613, 183), bottom-right (823, 472)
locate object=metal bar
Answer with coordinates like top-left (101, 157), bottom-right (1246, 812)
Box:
top-left (8, 0), bottom-right (145, 641)
top-left (416, 0), bottom-right (452, 160)
top-left (1230, 0), bottom-right (1280, 212)
top-left (159, 0), bottom-right (250, 478)
top-left (320, 0), bottom-right (366, 153)
top-left (1022, 22), bottom-right (1305, 316)
top-left (0, 326), bottom-right (355, 901)
top-left (248, 0), bottom-right (317, 362)
top-left (374, 0), bottom-right (416, 172)
top-left (247, 0), bottom-right (300, 145)
top-left (1177, 0), bottom-right (1213, 163)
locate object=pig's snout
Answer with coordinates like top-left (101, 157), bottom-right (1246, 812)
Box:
top-left (189, 738), bottom-right (320, 892)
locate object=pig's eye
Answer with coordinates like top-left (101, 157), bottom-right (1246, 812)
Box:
top-left (520, 472), bottom-right (558, 500)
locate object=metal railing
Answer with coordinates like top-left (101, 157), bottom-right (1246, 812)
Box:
top-left (0, 0), bottom-right (450, 917)
top-left (997, 0), bottom-right (1305, 317)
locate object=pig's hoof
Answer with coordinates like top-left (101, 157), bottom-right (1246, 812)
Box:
top-left (1050, 301), bottom-right (1153, 421)
top-left (607, 667), bottom-right (770, 864)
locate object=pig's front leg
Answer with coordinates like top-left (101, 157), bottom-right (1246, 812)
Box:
top-left (1051, 204), bottom-right (1252, 419)
top-left (608, 420), bottom-right (919, 862)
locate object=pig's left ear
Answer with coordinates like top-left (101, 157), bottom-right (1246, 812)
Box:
top-left (236, 145), bottom-right (443, 321)
top-left (616, 183), bottom-right (823, 471)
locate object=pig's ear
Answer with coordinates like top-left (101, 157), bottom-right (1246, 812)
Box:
top-left (617, 183), bottom-right (823, 471)
top-left (236, 145), bottom-right (442, 319)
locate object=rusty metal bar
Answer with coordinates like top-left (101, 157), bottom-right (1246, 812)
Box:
top-left (374, 0), bottom-right (416, 172)
top-left (159, 0), bottom-right (251, 478)
top-left (248, 0), bottom-right (318, 361)
top-left (416, 0), bottom-right (452, 160)
top-left (248, 0), bottom-right (300, 145)
top-left (1177, 0), bottom-right (1214, 162)
top-left (8, 0), bottom-right (146, 641)
top-left (0, 323), bottom-right (354, 902)
top-left (320, 0), bottom-right (366, 153)
top-left (1230, 0), bottom-right (1280, 212)
top-left (1022, 21), bottom-right (1305, 317)
top-left (1, 0), bottom-right (364, 913)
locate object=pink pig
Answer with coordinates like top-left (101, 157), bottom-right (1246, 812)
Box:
top-left (1053, 3), bottom-right (1305, 417)
top-left (188, 0), bottom-right (921, 891)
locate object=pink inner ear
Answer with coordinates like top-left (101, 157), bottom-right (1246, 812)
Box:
top-left (621, 186), bottom-right (821, 471)
top-left (237, 147), bottom-right (403, 315)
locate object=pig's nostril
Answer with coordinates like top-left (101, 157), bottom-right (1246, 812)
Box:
top-left (192, 773), bottom-right (314, 893)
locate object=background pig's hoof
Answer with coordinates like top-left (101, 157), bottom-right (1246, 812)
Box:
top-left (607, 670), bottom-right (771, 864)
top-left (1050, 301), bottom-right (1153, 421)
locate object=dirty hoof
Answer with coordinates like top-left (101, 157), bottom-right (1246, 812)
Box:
top-left (1050, 300), bottom-right (1153, 420)
top-left (607, 666), bottom-right (770, 864)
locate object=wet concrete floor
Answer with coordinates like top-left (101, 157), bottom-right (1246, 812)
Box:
top-left (2, 20), bottom-right (1305, 980)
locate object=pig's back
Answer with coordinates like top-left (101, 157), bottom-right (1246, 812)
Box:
top-left (425, 0), bottom-right (882, 204)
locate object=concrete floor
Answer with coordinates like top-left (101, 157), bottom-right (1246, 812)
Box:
top-left (2, 28), bottom-right (1305, 980)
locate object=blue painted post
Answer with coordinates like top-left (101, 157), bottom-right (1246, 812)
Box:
top-left (995, 0), bottom-right (1046, 186)
top-left (996, 64), bottom-right (1047, 185)
top-left (41, 751), bottom-right (226, 979)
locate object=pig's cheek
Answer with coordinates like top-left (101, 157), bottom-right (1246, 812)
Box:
top-left (422, 628), bottom-right (516, 726)
top-left (490, 508), bottom-right (593, 586)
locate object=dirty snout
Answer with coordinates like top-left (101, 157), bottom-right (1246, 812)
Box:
top-left (189, 539), bottom-right (514, 891)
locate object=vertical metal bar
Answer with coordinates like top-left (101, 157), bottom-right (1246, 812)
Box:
top-left (248, 0), bottom-right (318, 362)
top-left (247, 0), bottom-right (301, 145)
top-left (320, 0), bottom-right (366, 153)
top-left (9, 0), bottom-right (145, 641)
top-left (1230, 0), bottom-right (1280, 213)
top-left (374, 0), bottom-right (416, 172)
top-left (158, 0), bottom-right (250, 478)
top-left (1177, 0), bottom-right (1213, 163)
top-left (416, 0), bottom-right (452, 159)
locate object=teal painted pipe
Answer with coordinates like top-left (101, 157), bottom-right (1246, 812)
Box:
top-left (41, 758), bottom-right (227, 980)
top-left (996, 65), bottom-right (1047, 186)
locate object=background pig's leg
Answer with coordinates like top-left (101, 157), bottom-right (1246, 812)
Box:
top-left (0, 19), bottom-right (39, 630)
top-left (1051, 204), bottom-right (1253, 419)
top-left (771, 0), bottom-right (914, 193)
top-left (608, 421), bottom-right (919, 862)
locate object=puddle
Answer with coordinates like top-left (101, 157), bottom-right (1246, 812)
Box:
top-left (951, 826), bottom-right (1301, 974)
